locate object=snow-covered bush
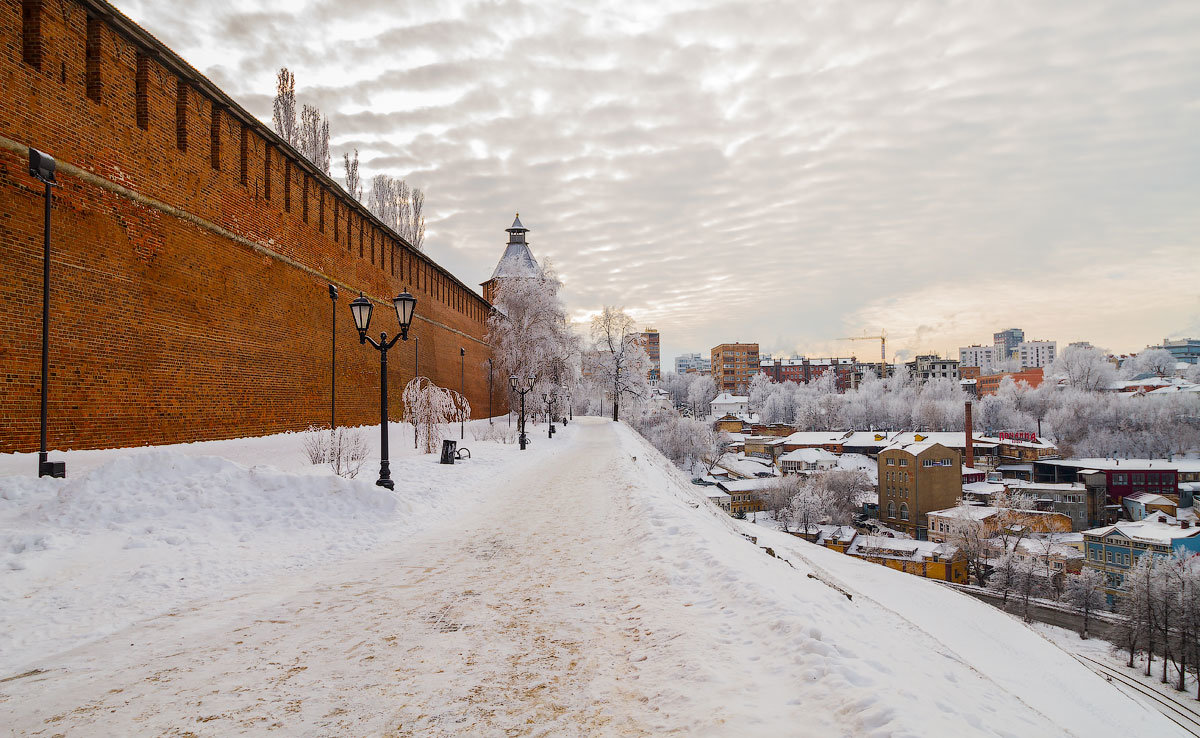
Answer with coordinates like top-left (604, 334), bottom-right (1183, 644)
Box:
top-left (470, 422), bottom-right (518, 444)
top-left (403, 377), bottom-right (470, 454)
top-left (300, 425), bottom-right (370, 478)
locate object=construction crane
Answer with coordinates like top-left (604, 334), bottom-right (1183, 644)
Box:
top-left (839, 331), bottom-right (887, 368)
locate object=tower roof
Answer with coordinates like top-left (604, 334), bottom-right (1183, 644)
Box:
top-left (487, 214), bottom-right (539, 282)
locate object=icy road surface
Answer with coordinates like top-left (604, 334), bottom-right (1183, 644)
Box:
top-left (0, 418), bottom-right (1183, 736)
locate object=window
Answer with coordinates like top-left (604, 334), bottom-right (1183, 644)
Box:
top-left (900, 503), bottom-right (909, 521)
top-left (900, 459), bottom-right (908, 467)
top-left (86, 16), bottom-right (102, 102)
top-left (264, 147), bottom-right (272, 200)
top-left (175, 80), bottom-right (188, 151)
top-left (887, 502), bottom-right (896, 519)
top-left (22, 0), bottom-right (43, 69)
top-left (1115, 474), bottom-right (1127, 485)
top-left (1107, 551), bottom-right (1113, 563)
top-left (239, 125), bottom-right (248, 186)
top-left (135, 54), bottom-right (150, 129)
top-left (210, 101), bottom-right (221, 170)
top-left (284, 161), bottom-right (291, 212)
top-left (1133, 474), bottom-right (1145, 485)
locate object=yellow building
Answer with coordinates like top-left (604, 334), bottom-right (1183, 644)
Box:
top-left (845, 535), bottom-right (968, 583)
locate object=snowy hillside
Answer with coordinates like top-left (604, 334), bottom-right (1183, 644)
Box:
top-left (0, 418), bottom-right (1182, 736)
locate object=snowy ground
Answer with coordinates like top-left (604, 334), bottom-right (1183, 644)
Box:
top-left (0, 418), bottom-right (1185, 736)
top-left (0, 418), bottom-right (539, 674)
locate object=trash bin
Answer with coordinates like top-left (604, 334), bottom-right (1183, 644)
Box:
top-left (440, 439), bottom-right (457, 464)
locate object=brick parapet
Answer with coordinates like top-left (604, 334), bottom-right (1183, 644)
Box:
top-left (0, 0), bottom-right (507, 452)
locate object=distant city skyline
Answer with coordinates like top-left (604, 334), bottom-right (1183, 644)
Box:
top-left (119, 0), bottom-right (1200, 369)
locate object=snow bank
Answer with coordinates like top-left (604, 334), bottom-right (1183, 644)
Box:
top-left (0, 421), bottom-right (547, 674)
top-left (609, 421), bottom-right (1185, 737)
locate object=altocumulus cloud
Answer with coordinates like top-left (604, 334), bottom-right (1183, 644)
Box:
top-left (120, 0), bottom-right (1200, 364)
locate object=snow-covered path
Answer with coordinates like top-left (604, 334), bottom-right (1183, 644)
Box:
top-left (0, 418), bottom-right (1185, 736)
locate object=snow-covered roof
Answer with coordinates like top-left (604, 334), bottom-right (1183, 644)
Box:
top-left (1124, 492), bottom-right (1175, 506)
top-left (1039, 458), bottom-right (1200, 473)
top-left (488, 240), bottom-right (540, 280)
top-left (782, 431), bottom-right (847, 446)
top-left (1083, 520), bottom-right (1200, 545)
top-left (848, 535), bottom-right (958, 562)
top-left (712, 393), bottom-right (749, 404)
top-left (716, 478), bottom-right (775, 493)
top-left (780, 448), bottom-right (838, 463)
top-left (963, 481), bottom-right (1007, 495)
top-left (744, 436), bottom-right (787, 446)
top-left (1007, 480), bottom-right (1086, 492)
top-left (927, 505), bottom-right (998, 522)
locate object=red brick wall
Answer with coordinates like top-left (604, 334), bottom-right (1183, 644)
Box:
top-left (0, 0), bottom-right (507, 452)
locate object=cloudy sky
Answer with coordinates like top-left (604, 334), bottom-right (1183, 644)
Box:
top-left (121, 0), bottom-right (1200, 368)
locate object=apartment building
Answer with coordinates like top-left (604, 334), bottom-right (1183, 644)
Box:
top-left (638, 328), bottom-right (661, 384)
top-left (994, 328), bottom-right (1025, 359)
top-left (905, 355), bottom-right (959, 381)
top-left (711, 342), bottom-right (760, 392)
top-left (674, 352), bottom-right (711, 374)
top-left (1017, 340), bottom-right (1057, 368)
top-left (959, 345), bottom-right (998, 375)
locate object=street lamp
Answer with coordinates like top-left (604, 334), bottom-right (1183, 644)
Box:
top-left (328, 283), bottom-right (337, 430)
top-left (459, 347), bottom-right (465, 440)
top-left (29, 148), bottom-right (64, 479)
top-left (543, 392), bottom-right (557, 438)
top-left (350, 288), bottom-right (416, 490)
top-left (509, 374), bottom-right (534, 450)
top-left (567, 392), bottom-right (573, 422)
top-left (487, 357), bottom-right (494, 424)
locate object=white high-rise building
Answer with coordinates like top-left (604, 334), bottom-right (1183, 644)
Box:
top-left (958, 345), bottom-right (998, 374)
top-left (674, 352), bottom-right (711, 374)
top-left (1017, 340), bottom-right (1057, 368)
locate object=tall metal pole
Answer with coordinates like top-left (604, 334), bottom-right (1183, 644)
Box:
top-left (488, 358), bottom-right (494, 424)
top-left (519, 390), bottom-right (527, 450)
top-left (39, 181), bottom-right (51, 475)
top-left (460, 347), bottom-right (465, 439)
top-left (413, 336), bottom-right (419, 449)
top-left (329, 285), bottom-right (337, 429)
top-left (378, 333), bottom-right (392, 489)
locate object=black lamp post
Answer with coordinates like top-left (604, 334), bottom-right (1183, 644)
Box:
top-left (509, 374), bottom-right (534, 450)
top-left (567, 392), bottom-right (572, 422)
top-left (487, 358), bottom-right (494, 424)
top-left (350, 288), bottom-right (416, 490)
top-left (459, 346), bottom-right (465, 440)
top-left (328, 283), bottom-right (338, 430)
top-left (28, 148), bottom-right (64, 479)
top-left (543, 392), bottom-right (557, 438)
top-left (413, 335), bottom-right (420, 449)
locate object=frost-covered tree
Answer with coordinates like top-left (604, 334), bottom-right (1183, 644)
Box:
top-left (402, 377), bottom-right (468, 454)
top-left (1064, 568), bottom-right (1106, 639)
top-left (1049, 345), bottom-right (1116, 391)
top-left (367, 174), bottom-right (425, 250)
top-left (342, 149), bottom-right (361, 201)
top-left (486, 260), bottom-right (577, 406)
top-left (1124, 348), bottom-right (1177, 378)
top-left (299, 104), bottom-right (330, 175)
top-left (272, 67), bottom-right (298, 147)
top-left (687, 375), bottom-right (718, 417)
top-left (590, 306), bottom-right (650, 421)
top-left (943, 500), bottom-right (991, 586)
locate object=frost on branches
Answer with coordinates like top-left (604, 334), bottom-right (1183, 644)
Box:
top-left (589, 306), bottom-right (651, 421)
top-left (486, 260), bottom-right (577, 401)
top-left (402, 377), bottom-right (469, 454)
